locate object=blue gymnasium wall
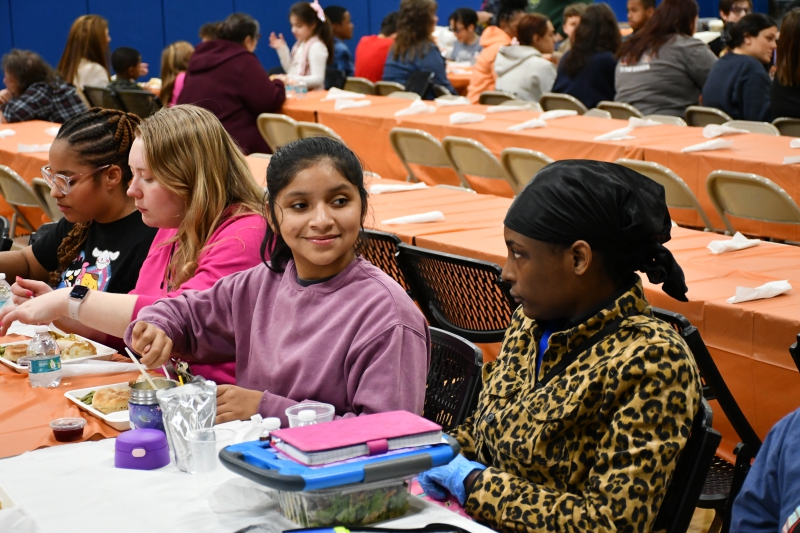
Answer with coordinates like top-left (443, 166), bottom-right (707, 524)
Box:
top-left (0, 0), bottom-right (762, 78)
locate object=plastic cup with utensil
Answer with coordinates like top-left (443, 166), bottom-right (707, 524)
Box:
top-left (285, 402), bottom-right (335, 428)
top-left (187, 428), bottom-right (235, 474)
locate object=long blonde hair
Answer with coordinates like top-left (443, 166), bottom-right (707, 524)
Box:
top-left (136, 105), bottom-right (264, 289)
top-left (57, 15), bottom-right (110, 85)
top-left (159, 41), bottom-right (194, 104)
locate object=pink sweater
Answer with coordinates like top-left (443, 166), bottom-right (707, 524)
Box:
top-left (126, 258), bottom-right (430, 426)
top-left (169, 72), bottom-right (186, 106)
top-left (130, 213), bottom-right (266, 384)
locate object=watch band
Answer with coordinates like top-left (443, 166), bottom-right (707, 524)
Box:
top-left (68, 297), bottom-right (82, 320)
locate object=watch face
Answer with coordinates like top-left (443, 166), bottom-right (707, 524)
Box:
top-left (70, 285), bottom-right (90, 299)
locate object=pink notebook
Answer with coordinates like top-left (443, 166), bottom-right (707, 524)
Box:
top-left (270, 411), bottom-right (443, 465)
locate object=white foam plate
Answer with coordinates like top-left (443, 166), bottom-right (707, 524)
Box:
top-left (64, 382), bottom-right (131, 431)
top-left (0, 482), bottom-right (18, 513)
top-left (0, 335), bottom-right (115, 374)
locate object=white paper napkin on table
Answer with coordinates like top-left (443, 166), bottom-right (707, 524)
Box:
top-left (44, 126), bottom-right (60, 136)
top-left (334, 98), bottom-right (371, 110)
top-left (784, 155), bottom-right (800, 165)
top-left (450, 112), bottom-right (485, 124)
top-left (791, 138), bottom-right (800, 149)
top-left (322, 87), bottom-right (366, 100)
top-left (508, 118), bottom-right (547, 132)
top-left (0, 129), bottom-right (16, 138)
top-left (381, 211), bottom-right (445, 224)
top-left (703, 124), bottom-right (749, 138)
top-left (628, 117), bottom-right (662, 128)
top-left (595, 126), bottom-right (635, 141)
top-left (59, 360), bottom-right (140, 377)
top-left (394, 100), bottom-right (435, 116)
top-left (727, 280), bottom-right (792, 304)
top-left (486, 104), bottom-right (531, 113)
top-left (17, 143), bottom-right (51, 153)
top-left (707, 232), bottom-right (760, 254)
top-left (681, 139), bottom-right (733, 153)
top-left (370, 182), bottom-right (428, 194)
top-left (434, 96), bottom-right (471, 107)
top-left (539, 109), bottom-right (578, 120)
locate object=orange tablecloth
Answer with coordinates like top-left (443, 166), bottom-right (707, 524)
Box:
top-left (447, 71), bottom-right (472, 96)
top-left (245, 155), bottom-right (270, 187)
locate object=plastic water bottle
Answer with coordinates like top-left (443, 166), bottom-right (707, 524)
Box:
top-left (285, 77), bottom-right (296, 99)
top-left (296, 80), bottom-right (308, 100)
top-left (296, 409), bottom-right (318, 427)
top-left (0, 273), bottom-right (11, 309)
top-left (27, 326), bottom-right (62, 388)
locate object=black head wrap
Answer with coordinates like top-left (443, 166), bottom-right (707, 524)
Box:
top-left (504, 160), bottom-right (688, 302)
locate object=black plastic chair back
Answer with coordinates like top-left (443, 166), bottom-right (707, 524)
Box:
top-left (360, 230), bottom-right (410, 293)
top-left (653, 399), bottom-right (722, 533)
top-left (397, 243), bottom-right (515, 344)
top-left (788, 335), bottom-right (800, 373)
top-left (324, 68), bottom-right (347, 90)
top-left (405, 71), bottom-right (435, 98)
top-left (28, 221), bottom-right (57, 247)
top-left (425, 327), bottom-right (483, 432)
top-left (0, 215), bottom-right (11, 251)
top-left (83, 86), bottom-right (124, 110)
top-left (115, 89), bottom-right (161, 118)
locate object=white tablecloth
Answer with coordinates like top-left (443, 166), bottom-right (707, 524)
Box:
top-left (0, 431), bottom-right (494, 533)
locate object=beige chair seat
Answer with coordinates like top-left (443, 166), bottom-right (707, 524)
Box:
top-left (500, 148), bottom-right (554, 194)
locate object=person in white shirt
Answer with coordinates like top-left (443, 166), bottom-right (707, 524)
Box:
top-left (495, 14), bottom-right (558, 102)
top-left (269, 1), bottom-right (334, 90)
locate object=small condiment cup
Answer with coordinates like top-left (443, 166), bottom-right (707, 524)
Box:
top-left (50, 417), bottom-right (86, 442)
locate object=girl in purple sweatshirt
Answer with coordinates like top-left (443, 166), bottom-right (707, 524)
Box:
top-left (126, 137), bottom-right (431, 426)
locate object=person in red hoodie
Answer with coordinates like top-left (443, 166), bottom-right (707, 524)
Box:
top-left (354, 11), bottom-right (398, 83)
top-left (177, 12), bottom-right (285, 154)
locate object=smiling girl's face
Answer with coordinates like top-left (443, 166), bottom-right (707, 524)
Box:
top-left (290, 15), bottom-right (315, 42)
top-left (271, 160), bottom-right (363, 280)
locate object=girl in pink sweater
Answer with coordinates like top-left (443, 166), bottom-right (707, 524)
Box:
top-left (126, 137), bottom-right (430, 425)
top-left (1, 105), bottom-right (266, 385)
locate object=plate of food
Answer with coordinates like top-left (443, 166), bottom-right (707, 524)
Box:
top-left (64, 382), bottom-right (132, 431)
top-left (0, 332), bottom-right (115, 373)
top-left (0, 481), bottom-right (19, 512)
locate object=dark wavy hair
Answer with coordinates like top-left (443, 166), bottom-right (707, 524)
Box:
top-left (726, 12), bottom-right (777, 50)
top-left (218, 13), bottom-right (260, 44)
top-left (618, 0), bottom-right (698, 63)
top-left (563, 4), bottom-right (621, 77)
top-left (1, 50), bottom-right (58, 94)
top-left (516, 14), bottom-right (550, 47)
top-left (290, 2), bottom-right (335, 65)
top-left (392, 0), bottom-right (438, 61)
top-left (261, 137), bottom-right (369, 272)
top-left (776, 8), bottom-right (800, 86)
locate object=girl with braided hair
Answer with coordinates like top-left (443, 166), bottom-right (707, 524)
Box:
top-left (0, 108), bottom-right (156, 299)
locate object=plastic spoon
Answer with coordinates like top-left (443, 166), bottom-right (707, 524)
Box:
top-left (125, 347), bottom-right (158, 390)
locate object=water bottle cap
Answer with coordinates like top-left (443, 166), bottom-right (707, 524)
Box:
top-left (33, 326), bottom-right (50, 334)
top-left (298, 409), bottom-right (316, 422)
top-left (263, 417), bottom-right (281, 430)
top-left (0, 273), bottom-right (5, 280)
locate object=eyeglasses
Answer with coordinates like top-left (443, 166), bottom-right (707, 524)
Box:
top-left (730, 5), bottom-right (752, 14)
top-left (40, 164), bottom-right (111, 195)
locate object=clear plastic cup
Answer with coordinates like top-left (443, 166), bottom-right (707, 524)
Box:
top-left (187, 428), bottom-right (235, 474)
top-left (285, 402), bottom-right (335, 428)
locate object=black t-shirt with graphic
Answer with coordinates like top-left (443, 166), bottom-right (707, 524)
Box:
top-left (32, 210), bottom-right (157, 293)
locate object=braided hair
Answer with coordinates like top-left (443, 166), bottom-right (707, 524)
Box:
top-left (48, 108), bottom-right (141, 287)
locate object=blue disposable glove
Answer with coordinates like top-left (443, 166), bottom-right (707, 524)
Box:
top-left (417, 454), bottom-right (486, 506)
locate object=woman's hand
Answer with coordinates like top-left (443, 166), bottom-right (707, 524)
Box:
top-left (0, 89), bottom-right (12, 105)
top-left (215, 385), bottom-right (263, 424)
top-left (0, 287), bottom-right (71, 335)
top-left (269, 32), bottom-right (286, 49)
top-left (11, 277), bottom-right (52, 305)
top-left (129, 321), bottom-right (172, 368)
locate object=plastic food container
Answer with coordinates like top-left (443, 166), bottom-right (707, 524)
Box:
top-left (129, 378), bottom-right (177, 431)
top-left (275, 476), bottom-right (410, 527)
top-left (50, 417), bottom-right (86, 442)
top-left (285, 402), bottom-right (335, 428)
top-left (115, 428), bottom-right (170, 470)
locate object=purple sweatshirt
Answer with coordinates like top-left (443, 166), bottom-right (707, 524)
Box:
top-left (125, 257), bottom-right (430, 425)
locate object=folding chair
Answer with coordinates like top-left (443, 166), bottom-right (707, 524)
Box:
top-left (615, 159), bottom-right (715, 231)
top-left (685, 106), bottom-right (733, 127)
top-left (375, 81), bottom-right (405, 96)
top-left (442, 136), bottom-right (516, 193)
top-left (387, 91), bottom-right (422, 100)
top-left (0, 215), bottom-right (12, 251)
top-left (0, 165), bottom-right (41, 236)
top-left (501, 147), bottom-right (554, 194)
top-left (83, 86), bottom-right (124, 110)
top-left (645, 114), bottom-right (687, 126)
top-left (773, 117), bottom-right (800, 137)
top-left (424, 327), bottom-right (483, 432)
top-left (360, 229), bottom-right (410, 293)
top-left (539, 92), bottom-right (588, 114)
top-left (723, 120), bottom-right (780, 136)
top-left (256, 113), bottom-right (299, 153)
top-left (248, 153), bottom-right (272, 160)
top-left (583, 108), bottom-right (612, 118)
top-left (433, 84), bottom-right (453, 97)
top-left (651, 399), bottom-right (722, 533)
top-left (706, 170), bottom-right (800, 235)
top-left (296, 122), bottom-right (344, 143)
top-left (389, 128), bottom-right (457, 183)
top-left (343, 77), bottom-right (376, 95)
top-left (405, 71), bottom-right (435, 98)
top-left (478, 90), bottom-right (516, 105)
top-left (324, 67), bottom-right (347, 90)
top-left (396, 243), bottom-right (515, 344)
top-left (597, 100), bottom-right (644, 119)
top-left (498, 99), bottom-right (542, 111)
top-left (788, 335), bottom-right (800, 373)
top-left (653, 308), bottom-right (761, 533)
top-left (115, 89), bottom-right (161, 118)
top-left (31, 177), bottom-right (63, 222)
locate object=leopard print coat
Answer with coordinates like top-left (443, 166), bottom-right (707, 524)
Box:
top-left (451, 280), bottom-right (701, 532)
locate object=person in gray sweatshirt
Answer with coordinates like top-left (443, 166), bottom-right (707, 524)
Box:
top-left (495, 14), bottom-right (557, 102)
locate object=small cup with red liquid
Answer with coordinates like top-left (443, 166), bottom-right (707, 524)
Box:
top-left (50, 418), bottom-right (86, 442)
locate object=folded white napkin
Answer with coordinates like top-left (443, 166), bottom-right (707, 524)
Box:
top-left (594, 126), bottom-right (635, 141)
top-left (448, 61), bottom-right (473, 69)
top-left (486, 104), bottom-right (531, 113)
top-left (44, 126), bottom-right (60, 136)
top-left (369, 182), bottom-right (428, 194)
top-left (727, 280), bottom-right (792, 304)
top-left (784, 155), bottom-right (800, 165)
top-left (707, 232), bottom-right (760, 254)
top-left (59, 360), bottom-right (140, 377)
top-left (508, 118), bottom-right (547, 132)
top-left (0, 504), bottom-right (39, 533)
top-left (539, 109), bottom-right (578, 121)
top-left (791, 138), bottom-right (800, 149)
top-left (434, 96), bottom-right (471, 107)
top-left (334, 98), bottom-right (371, 110)
top-left (0, 129), bottom-right (16, 139)
top-left (681, 139), bottom-right (733, 153)
top-left (322, 87), bottom-right (367, 101)
top-left (381, 210), bottom-right (445, 224)
top-left (17, 143), bottom-right (51, 153)
top-left (449, 112), bottom-right (485, 124)
top-left (703, 124), bottom-right (749, 138)
top-left (449, 68), bottom-right (471, 74)
top-left (628, 117), bottom-right (662, 128)
top-left (394, 100), bottom-right (435, 117)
